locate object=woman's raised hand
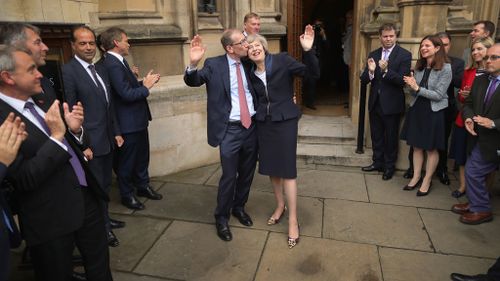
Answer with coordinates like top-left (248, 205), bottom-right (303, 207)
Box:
top-left (189, 35), bottom-right (206, 67)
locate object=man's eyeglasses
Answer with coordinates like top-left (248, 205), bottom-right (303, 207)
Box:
top-left (232, 39), bottom-right (247, 46)
top-left (483, 55), bottom-right (500, 61)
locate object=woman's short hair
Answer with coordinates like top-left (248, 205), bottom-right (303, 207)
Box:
top-left (415, 34), bottom-right (447, 71)
top-left (467, 36), bottom-right (495, 69)
top-left (246, 34), bottom-right (268, 52)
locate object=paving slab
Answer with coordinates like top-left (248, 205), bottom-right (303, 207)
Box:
top-left (379, 247), bottom-right (494, 281)
top-left (156, 164), bottom-right (219, 185)
top-left (238, 190), bottom-right (323, 238)
top-left (293, 169), bottom-right (368, 201)
top-left (205, 166), bottom-right (272, 191)
top-left (108, 181), bottom-right (163, 215)
top-left (365, 174), bottom-right (460, 210)
top-left (323, 199), bottom-right (432, 251)
top-left (140, 182), bottom-right (217, 223)
top-left (109, 214), bottom-right (171, 271)
top-left (419, 208), bottom-right (500, 258)
top-left (134, 221), bottom-right (267, 281)
top-left (255, 232), bottom-right (382, 281)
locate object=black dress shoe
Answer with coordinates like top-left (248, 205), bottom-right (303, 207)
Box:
top-left (121, 195), bottom-right (145, 210)
top-left (109, 218), bottom-right (126, 229)
top-left (437, 170), bottom-right (451, 185)
top-left (216, 223), bottom-right (232, 241)
top-left (232, 210), bottom-right (253, 226)
top-left (403, 168), bottom-right (414, 179)
top-left (72, 272), bottom-right (87, 281)
top-left (361, 164), bottom-right (384, 172)
top-left (382, 170), bottom-right (394, 180)
top-left (137, 185), bottom-right (163, 200)
top-left (450, 272), bottom-right (489, 281)
top-left (107, 231), bottom-right (119, 247)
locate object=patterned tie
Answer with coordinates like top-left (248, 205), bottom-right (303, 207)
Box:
top-left (88, 65), bottom-right (109, 103)
top-left (484, 78), bottom-right (499, 106)
top-left (24, 102), bottom-right (88, 186)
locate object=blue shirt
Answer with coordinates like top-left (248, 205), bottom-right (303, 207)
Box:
top-left (226, 55), bottom-right (256, 121)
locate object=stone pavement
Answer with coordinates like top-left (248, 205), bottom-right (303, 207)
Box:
top-left (9, 163), bottom-right (500, 281)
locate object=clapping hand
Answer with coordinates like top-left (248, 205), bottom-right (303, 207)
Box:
top-left (189, 35), bottom-right (206, 67)
top-left (403, 72), bottom-right (419, 91)
top-left (0, 113), bottom-right (27, 166)
top-left (459, 85), bottom-right (471, 99)
top-left (64, 101), bottom-right (84, 135)
top-left (300, 25), bottom-right (314, 51)
top-left (367, 58), bottom-right (376, 73)
top-left (464, 118), bottom-right (477, 136)
top-left (143, 70), bottom-right (161, 89)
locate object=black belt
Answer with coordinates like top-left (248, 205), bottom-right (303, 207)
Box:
top-left (228, 116), bottom-right (255, 126)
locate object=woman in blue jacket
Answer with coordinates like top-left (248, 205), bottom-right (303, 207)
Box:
top-left (246, 25), bottom-right (319, 249)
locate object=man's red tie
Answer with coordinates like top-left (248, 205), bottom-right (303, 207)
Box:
top-left (235, 62), bottom-right (251, 129)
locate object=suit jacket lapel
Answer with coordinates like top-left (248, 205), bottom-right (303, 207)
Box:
top-left (222, 57), bottom-right (230, 100)
top-left (0, 100), bottom-right (49, 142)
top-left (72, 59), bottom-right (108, 106)
top-left (483, 80), bottom-right (500, 114)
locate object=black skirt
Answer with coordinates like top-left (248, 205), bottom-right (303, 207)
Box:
top-left (257, 117), bottom-right (298, 179)
top-left (400, 97), bottom-right (446, 151)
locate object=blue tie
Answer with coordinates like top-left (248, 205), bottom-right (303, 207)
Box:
top-left (484, 78), bottom-right (499, 106)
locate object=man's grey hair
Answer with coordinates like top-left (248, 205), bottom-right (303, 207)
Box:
top-left (0, 47), bottom-right (18, 86)
top-left (220, 29), bottom-right (240, 50)
top-left (0, 23), bottom-right (40, 49)
top-left (99, 27), bottom-right (126, 51)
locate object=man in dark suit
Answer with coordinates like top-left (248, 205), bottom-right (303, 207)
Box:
top-left (360, 23), bottom-right (412, 180)
top-left (184, 29), bottom-right (258, 241)
top-left (99, 27), bottom-right (162, 210)
top-left (451, 43), bottom-right (500, 225)
top-left (0, 49), bottom-right (112, 280)
top-left (436, 32), bottom-right (464, 184)
top-left (0, 113), bottom-right (25, 281)
top-left (63, 26), bottom-right (125, 248)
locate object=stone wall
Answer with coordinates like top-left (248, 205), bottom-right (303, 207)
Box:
top-left (147, 75), bottom-right (219, 177)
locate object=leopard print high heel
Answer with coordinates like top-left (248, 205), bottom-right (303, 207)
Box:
top-left (267, 206), bottom-right (287, 225)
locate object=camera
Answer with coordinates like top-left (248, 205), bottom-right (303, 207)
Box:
top-left (313, 24), bottom-right (322, 32)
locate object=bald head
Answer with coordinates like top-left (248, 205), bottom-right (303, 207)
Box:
top-left (485, 43), bottom-right (500, 76)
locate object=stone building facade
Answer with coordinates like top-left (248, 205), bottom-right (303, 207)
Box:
top-left (1, 0), bottom-right (499, 175)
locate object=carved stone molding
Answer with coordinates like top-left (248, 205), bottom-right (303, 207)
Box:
top-left (397, 0), bottom-right (452, 8)
top-left (360, 6), bottom-right (400, 35)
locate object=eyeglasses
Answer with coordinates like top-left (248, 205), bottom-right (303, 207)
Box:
top-left (231, 38), bottom-right (247, 46)
top-left (483, 55), bottom-right (500, 61)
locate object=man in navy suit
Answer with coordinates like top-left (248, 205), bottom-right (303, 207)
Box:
top-left (99, 27), bottom-right (162, 210)
top-left (63, 26), bottom-right (125, 247)
top-left (0, 113), bottom-right (25, 281)
top-left (360, 23), bottom-right (412, 180)
top-left (452, 43), bottom-right (500, 225)
top-left (184, 29), bottom-right (258, 241)
top-left (0, 48), bottom-right (112, 281)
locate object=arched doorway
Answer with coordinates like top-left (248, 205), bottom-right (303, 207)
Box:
top-left (287, 0), bottom-right (355, 117)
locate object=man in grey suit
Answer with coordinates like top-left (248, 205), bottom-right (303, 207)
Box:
top-left (63, 26), bottom-right (125, 247)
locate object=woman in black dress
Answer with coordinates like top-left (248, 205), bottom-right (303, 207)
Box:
top-left (401, 34), bottom-right (452, 196)
top-left (246, 25), bottom-right (319, 248)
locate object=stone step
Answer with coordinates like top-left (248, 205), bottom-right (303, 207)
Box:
top-left (297, 143), bottom-right (372, 167)
top-left (298, 115), bottom-right (359, 145)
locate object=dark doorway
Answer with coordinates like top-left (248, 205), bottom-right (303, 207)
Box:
top-left (302, 0), bottom-right (353, 116)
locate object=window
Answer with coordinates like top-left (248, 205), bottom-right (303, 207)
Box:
top-left (198, 0), bottom-right (217, 14)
